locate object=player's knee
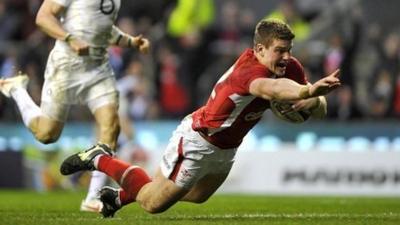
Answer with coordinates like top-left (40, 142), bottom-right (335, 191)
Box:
top-left (34, 130), bottom-right (60, 144)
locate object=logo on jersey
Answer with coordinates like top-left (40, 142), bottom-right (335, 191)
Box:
top-left (244, 111), bottom-right (264, 121)
top-left (100, 0), bottom-right (115, 15)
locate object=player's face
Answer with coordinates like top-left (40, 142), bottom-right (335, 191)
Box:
top-left (258, 39), bottom-right (292, 76)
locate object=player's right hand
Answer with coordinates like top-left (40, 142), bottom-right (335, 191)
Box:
top-left (68, 37), bottom-right (89, 56)
top-left (309, 69), bottom-right (341, 97)
top-left (132, 35), bottom-right (150, 54)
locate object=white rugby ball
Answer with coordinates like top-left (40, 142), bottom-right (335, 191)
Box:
top-left (270, 100), bottom-right (311, 123)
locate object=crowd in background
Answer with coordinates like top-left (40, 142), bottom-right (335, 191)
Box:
top-left (1, 0), bottom-right (400, 122)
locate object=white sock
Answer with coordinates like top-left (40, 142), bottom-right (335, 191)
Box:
top-left (85, 170), bottom-right (108, 201)
top-left (10, 88), bottom-right (42, 127)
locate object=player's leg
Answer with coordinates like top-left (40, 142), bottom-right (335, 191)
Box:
top-left (59, 146), bottom-right (181, 216)
top-left (60, 115), bottom-right (230, 216)
top-left (28, 114), bottom-right (64, 144)
top-left (96, 143), bottom-right (232, 214)
top-left (0, 74), bottom-right (65, 143)
top-left (81, 114), bottom-right (131, 213)
top-left (79, 75), bottom-right (120, 211)
top-left (81, 114), bottom-right (136, 213)
top-left (135, 168), bottom-right (189, 213)
top-left (180, 172), bottom-right (230, 203)
top-left (97, 163), bottom-right (190, 216)
top-left (60, 118), bottom-right (197, 216)
top-left (85, 70), bottom-right (120, 151)
top-left (80, 170), bottom-right (107, 212)
top-left (92, 102), bottom-right (120, 150)
top-left (88, 100), bottom-right (120, 211)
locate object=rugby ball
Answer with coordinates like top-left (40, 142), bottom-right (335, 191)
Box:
top-left (270, 100), bottom-right (311, 123)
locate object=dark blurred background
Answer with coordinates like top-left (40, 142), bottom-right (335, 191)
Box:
top-left (1, 0), bottom-right (400, 121)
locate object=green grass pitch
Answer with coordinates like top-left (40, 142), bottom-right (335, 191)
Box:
top-left (0, 190), bottom-right (399, 225)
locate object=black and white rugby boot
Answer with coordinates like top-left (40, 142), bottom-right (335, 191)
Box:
top-left (99, 186), bottom-right (122, 218)
top-left (60, 143), bottom-right (113, 175)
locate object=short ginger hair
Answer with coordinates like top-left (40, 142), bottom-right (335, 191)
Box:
top-left (253, 18), bottom-right (295, 48)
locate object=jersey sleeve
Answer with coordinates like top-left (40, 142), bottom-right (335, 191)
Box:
top-left (239, 66), bottom-right (269, 93)
top-left (227, 48), bottom-right (269, 94)
top-left (51, 0), bottom-right (71, 7)
top-left (109, 25), bottom-right (127, 45)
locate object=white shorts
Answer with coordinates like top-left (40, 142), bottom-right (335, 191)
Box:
top-left (160, 115), bottom-right (237, 189)
top-left (40, 49), bottom-right (118, 121)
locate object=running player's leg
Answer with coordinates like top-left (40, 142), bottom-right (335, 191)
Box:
top-left (80, 170), bottom-right (107, 212)
top-left (0, 74), bottom-right (65, 143)
top-left (82, 114), bottom-right (135, 212)
top-left (82, 107), bottom-right (137, 213)
top-left (93, 102), bottom-right (120, 150)
top-left (29, 114), bottom-right (64, 144)
top-left (80, 103), bottom-right (120, 212)
top-left (86, 72), bottom-right (120, 150)
top-left (83, 81), bottom-right (120, 212)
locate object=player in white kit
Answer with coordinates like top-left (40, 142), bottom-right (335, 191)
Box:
top-left (0, 0), bottom-right (150, 212)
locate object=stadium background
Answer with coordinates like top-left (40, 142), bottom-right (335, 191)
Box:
top-left (0, 0), bottom-right (399, 197)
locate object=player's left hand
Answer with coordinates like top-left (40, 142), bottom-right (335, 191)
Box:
top-left (131, 35), bottom-right (150, 54)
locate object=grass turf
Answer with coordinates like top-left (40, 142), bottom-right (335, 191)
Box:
top-left (0, 190), bottom-right (399, 225)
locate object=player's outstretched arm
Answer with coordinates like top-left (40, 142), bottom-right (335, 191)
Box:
top-left (249, 69), bottom-right (341, 101)
top-left (292, 69), bottom-right (340, 118)
top-left (110, 26), bottom-right (151, 54)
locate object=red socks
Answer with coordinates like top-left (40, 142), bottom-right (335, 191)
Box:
top-left (97, 155), bottom-right (151, 205)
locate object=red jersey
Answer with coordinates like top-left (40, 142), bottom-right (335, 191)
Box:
top-left (192, 48), bottom-right (307, 149)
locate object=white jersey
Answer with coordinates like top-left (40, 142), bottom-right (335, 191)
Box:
top-left (52, 0), bottom-right (121, 57)
top-left (40, 0), bottom-right (122, 120)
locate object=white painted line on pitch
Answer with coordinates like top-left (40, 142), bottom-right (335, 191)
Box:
top-left (30, 212), bottom-right (400, 221)
top-left (158, 212), bottom-right (400, 220)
